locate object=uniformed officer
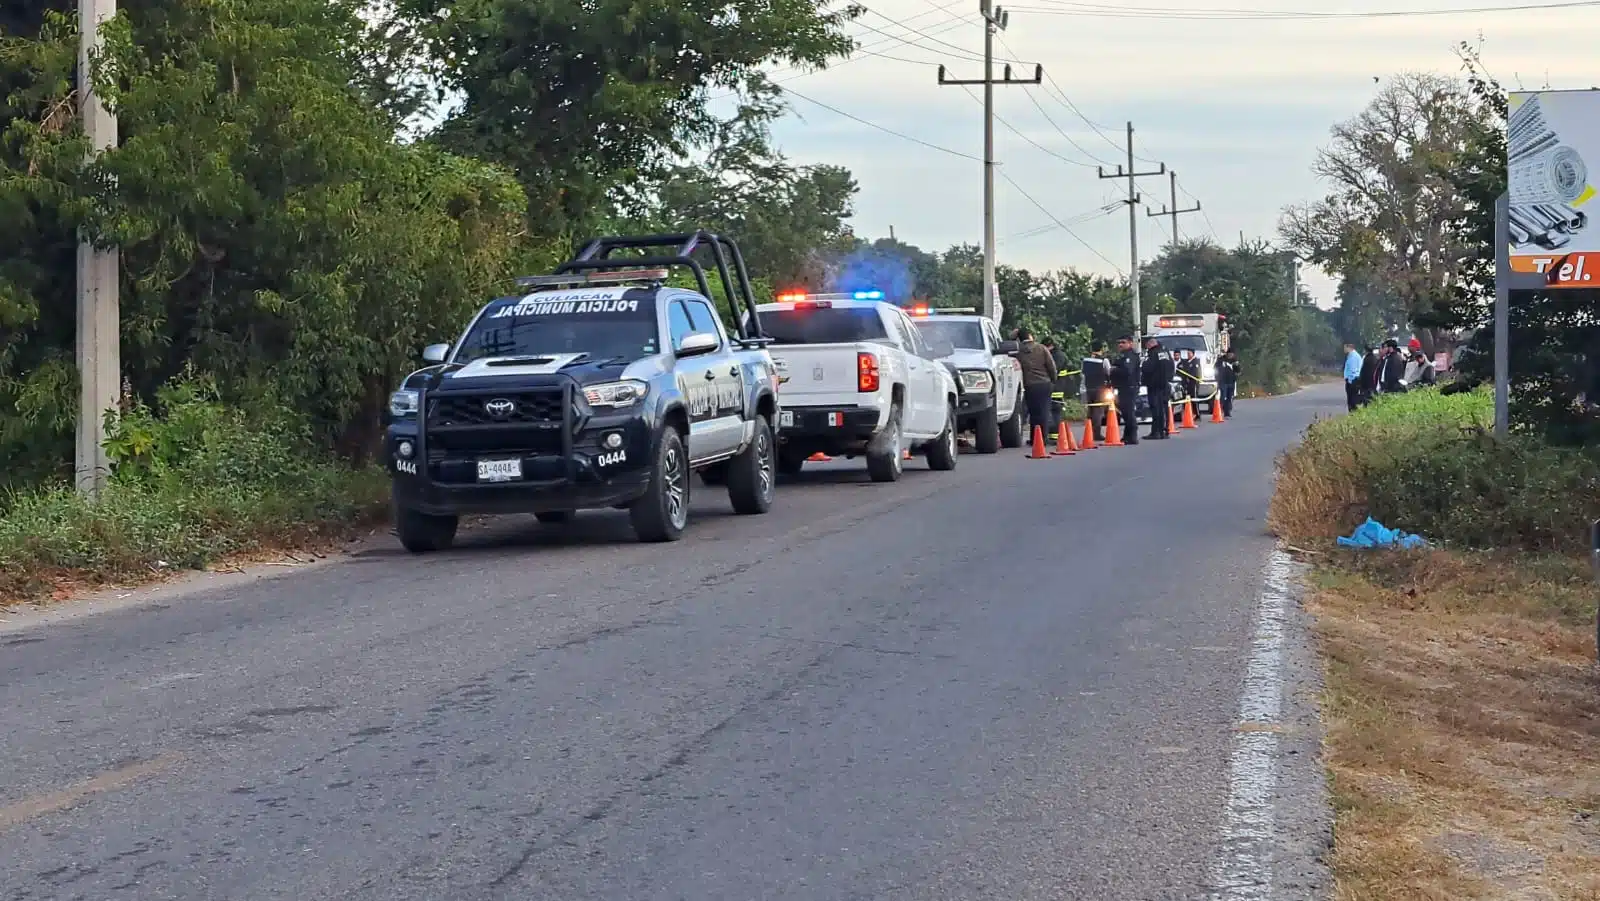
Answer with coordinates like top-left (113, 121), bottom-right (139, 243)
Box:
top-left (1081, 340), bottom-right (1112, 443)
top-left (1041, 337), bottom-right (1069, 439)
top-left (1109, 335), bottom-right (1140, 445)
top-left (1141, 336), bottom-right (1175, 439)
top-left (1177, 349), bottom-right (1202, 402)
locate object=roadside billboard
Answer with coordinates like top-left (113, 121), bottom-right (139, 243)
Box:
top-left (1507, 90), bottom-right (1600, 287)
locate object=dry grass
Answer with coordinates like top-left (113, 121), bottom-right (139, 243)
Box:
top-left (1311, 549), bottom-right (1600, 901)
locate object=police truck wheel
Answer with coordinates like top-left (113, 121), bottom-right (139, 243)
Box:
top-left (926, 403), bottom-right (958, 471)
top-left (865, 407), bottom-right (905, 483)
top-left (396, 508), bottom-right (458, 553)
top-left (629, 427), bottom-right (689, 542)
top-left (727, 416), bottom-right (776, 515)
top-left (974, 400), bottom-right (1001, 454)
top-left (998, 392), bottom-right (1025, 448)
top-left (535, 510), bottom-right (574, 524)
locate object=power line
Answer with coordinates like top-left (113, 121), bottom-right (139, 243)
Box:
top-left (857, 4), bottom-right (1031, 64)
top-left (956, 85), bottom-right (1100, 169)
top-left (1007, 0), bottom-right (1600, 19)
top-left (998, 171), bottom-right (1125, 274)
top-left (1003, 202), bottom-right (1120, 241)
top-left (779, 86), bottom-right (983, 162)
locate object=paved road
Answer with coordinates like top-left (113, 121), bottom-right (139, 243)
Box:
top-left (0, 385), bottom-right (1341, 900)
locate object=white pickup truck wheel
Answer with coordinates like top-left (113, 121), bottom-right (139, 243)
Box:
top-left (865, 406), bottom-right (905, 483)
top-left (998, 392), bottom-right (1025, 448)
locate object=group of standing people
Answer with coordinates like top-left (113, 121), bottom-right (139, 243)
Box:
top-left (1073, 335), bottom-right (1239, 445)
top-left (1343, 337), bottom-right (1437, 411)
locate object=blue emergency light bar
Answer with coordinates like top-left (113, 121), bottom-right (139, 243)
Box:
top-left (853, 290), bottom-right (883, 299)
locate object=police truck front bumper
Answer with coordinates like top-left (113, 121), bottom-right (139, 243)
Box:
top-left (388, 382), bottom-right (655, 516)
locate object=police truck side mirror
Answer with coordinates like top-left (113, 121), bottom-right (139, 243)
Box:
top-left (675, 332), bottom-right (720, 357)
top-left (422, 343), bottom-right (449, 363)
top-left (998, 340), bottom-right (1020, 354)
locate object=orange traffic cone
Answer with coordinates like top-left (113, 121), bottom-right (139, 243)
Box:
top-left (1079, 414), bottom-right (1097, 449)
top-left (1029, 425), bottom-right (1051, 459)
top-left (1054, 420), bottom-right (1075, 455)
top-left (807, 452), bottom-right (831, 462)
top-left (1181, 397), bottom-right (1198, 429)
top-left (1166, 402), bottom-right (1178, 436)
top-left (1104, 401), bottom-right (1124, 447)
top-left (1211, 396), bottom-right (1226, 423)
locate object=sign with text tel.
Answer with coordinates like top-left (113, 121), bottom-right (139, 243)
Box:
top-left (1507, 90), bottom-right (1600, 287)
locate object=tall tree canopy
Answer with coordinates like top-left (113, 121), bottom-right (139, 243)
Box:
top-left (1280, 72), bottom-right (1485, 355)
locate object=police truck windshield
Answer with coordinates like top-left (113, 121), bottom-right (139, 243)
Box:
top-left (757, 307), bottom-right (890, 345)
top-left (455, 294), bottom-right (659, 363)
top-left (913, 319), bottom-right (984, 350)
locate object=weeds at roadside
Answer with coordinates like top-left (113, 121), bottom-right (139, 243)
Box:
top-left (0, 376), bottom-right (390, 605)
top-left (1310, 550), bottom-right (1600, 901)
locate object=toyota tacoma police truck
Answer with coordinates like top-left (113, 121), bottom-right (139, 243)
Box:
top-left (385, 231), bottom-right (780, 552)
top-left (751, 292), bottom-right (959, 482)
top-left (907, 305), bottom-right (1025, 453)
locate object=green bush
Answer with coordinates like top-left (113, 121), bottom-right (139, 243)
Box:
top-left (0, 375), bottom-right (387, 601)
top-left (1270, 387), bottom-right (1600, 554)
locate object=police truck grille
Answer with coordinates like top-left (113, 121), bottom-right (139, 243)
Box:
top-left (429, 391), bottom-right (565, 426)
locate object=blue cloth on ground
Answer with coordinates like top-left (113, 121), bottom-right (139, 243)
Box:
top-left (1336, 517), bottom-right (1428, 550)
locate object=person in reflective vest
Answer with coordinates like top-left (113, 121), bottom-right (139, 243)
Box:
top-left (1081, 341), bottom-right (1112, 443)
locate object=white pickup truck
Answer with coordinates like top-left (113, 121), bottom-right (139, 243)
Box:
top-left (752, 294), bottom-right (959, 482)
top-left (906, 306), bottom-right (1026, 453)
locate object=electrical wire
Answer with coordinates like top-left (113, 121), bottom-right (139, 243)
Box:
top-left (778, 86), bottom-right (983, 162)
top-left (955, 85), bottom-right (1101, 169)
top-left (856, 4), bottom-right (1030, 65)
top-left (998, 171), bottom-right (1125, 273)
top-left (1006, 0), bottom-right (1600, 19)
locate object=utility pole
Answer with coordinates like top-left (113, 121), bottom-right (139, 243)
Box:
top-left (937, 0), bottom-right (1041, 322)
top-left (77, 0), bottom-right (120, 499)
top-left (1146, 169), bottom-right (1200, 244)
top-left (1098, 122), bottom-right (1164, 336)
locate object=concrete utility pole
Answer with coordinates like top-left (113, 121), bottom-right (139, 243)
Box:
top-left (1098, 123), bottom-right (1164, 336)
top-left (1146, 169), bottom-right (1200, 244)
top-left (76, 0), bottom-right (120, 499)
top-left (936, 0), bottom-right (1041, 322)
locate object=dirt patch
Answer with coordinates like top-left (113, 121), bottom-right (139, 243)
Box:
top-left (1310, 550), bottom-right (1600, 901)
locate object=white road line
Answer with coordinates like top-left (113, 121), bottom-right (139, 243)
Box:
top-left (1207, 549), bottom-right (1294, 899)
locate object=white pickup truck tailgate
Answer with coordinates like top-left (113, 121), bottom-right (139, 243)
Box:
top-left (769, 344), bottom-right (872, 403)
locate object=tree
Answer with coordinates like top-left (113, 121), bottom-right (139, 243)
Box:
top-left (390, 0), bottom-right (858, 239)
top-left (0, 0), bottom-right (527, 478)
top-left (1280, 73), bottom-right (1484, 356)
top-left (614, 81), bottom-right (858, 294)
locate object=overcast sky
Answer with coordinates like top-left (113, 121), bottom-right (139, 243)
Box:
top-left (744, 0), bottom-right (1600, 308)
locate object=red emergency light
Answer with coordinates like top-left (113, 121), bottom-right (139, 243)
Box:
top-left (908, 304), bottom-right (930, 316)
top-left (776, 291), bottom-right (807, 303)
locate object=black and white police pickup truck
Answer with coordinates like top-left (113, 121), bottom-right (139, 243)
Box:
top-left (906, 306), bottom-right (1027, 453)
top-left (384, 231), bottom-right (781, 552)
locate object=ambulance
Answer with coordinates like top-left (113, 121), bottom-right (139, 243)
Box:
top-left (1146, 313), bottom-right (1229, 414)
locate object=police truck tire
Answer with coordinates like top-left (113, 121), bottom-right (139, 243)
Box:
top-left (727, 416), bottom-right (776, 515)
top-left (535, 511), bottom-right (574, 524)
top-left (926, 403), bottom-right (958, 471)
top-left (396, 508), bottom-right (458, 553)
top-left (629, 427), bottom-right (690, 542)
top-left (865, 406), bottom-right (905, 483)
top-left (998, 392), bottom-right (1025, 448)
top-left (974, 400), bottom-right (1001, 454)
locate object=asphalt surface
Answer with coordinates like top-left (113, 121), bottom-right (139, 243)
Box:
top-left (0, 385), bottom-right (1343, 900)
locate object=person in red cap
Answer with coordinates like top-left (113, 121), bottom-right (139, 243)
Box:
top-left (1408, 337), bottom-right (1423, 353)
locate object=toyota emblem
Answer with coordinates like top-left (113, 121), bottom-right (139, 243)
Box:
top-left (484, 398), bottom-right (516, 418)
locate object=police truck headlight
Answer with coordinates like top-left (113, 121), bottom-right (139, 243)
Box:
top-left (583, 380), bottom-right (647, 408)
top-left (389, 389), bottom-right (419, 418)
top-left (959, 370), bottom-right (993, 393)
